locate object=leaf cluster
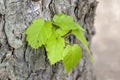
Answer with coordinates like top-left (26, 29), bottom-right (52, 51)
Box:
top-left (25, 14), bottom-right (92, 73)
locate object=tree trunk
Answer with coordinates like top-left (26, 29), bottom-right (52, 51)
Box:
top-left (0, 0), bottom-right (97, 80)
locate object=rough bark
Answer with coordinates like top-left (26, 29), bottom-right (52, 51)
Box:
top-left (0, 0), bottom-right (97, 80)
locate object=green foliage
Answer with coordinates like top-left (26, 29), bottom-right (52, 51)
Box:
top-left (46, 36), bottom-right (65, 64)
top-left (63, 44), bottom-right (82, 72)
top-left (25, 14), bottom-right (92, 73)
top-left (53, 14), bottom-right (84, 31)
top-left (72, 29), bottom-right (93, 61)
top-left (25, 19), bottom-right (52, 48)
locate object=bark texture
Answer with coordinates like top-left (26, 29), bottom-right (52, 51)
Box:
top-left (0, 0), bottom-right (97, 80)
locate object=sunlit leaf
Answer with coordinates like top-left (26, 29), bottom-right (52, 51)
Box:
top-left (25, 19), bottom-right (52, 48)
top-left (63, 44), bottom-right (82, 72)
top-left (53, 14), bottom-right (84, 31)
top-left (46, 31), bottom-right (65, 64)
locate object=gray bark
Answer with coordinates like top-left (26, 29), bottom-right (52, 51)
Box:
top-left (0, 0), bottom-right (97, 80)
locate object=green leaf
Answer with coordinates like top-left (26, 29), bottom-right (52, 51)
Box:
top-left (72, 29), bottom-right (93, 61)
top-left (25, 19), bottom-right (52, 49)
top-left (63, 44), bottom-right (82, 72)
top-left (53, 14), bottom-right (84, 31)
top-left (46, 33), bottom-right (65, 64)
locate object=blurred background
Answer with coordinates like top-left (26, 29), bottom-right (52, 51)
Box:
top-left (91, 0), bottom-right (120, 80)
